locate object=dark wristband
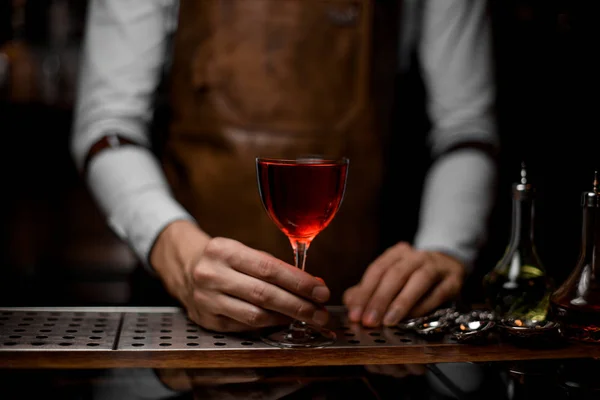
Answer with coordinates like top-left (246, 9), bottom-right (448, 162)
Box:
top-left (82, 134), bottom-right (142, 177)
top-left (437, 141), bottom-right (499, 164)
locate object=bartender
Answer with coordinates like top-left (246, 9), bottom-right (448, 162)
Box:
top-left (71, 0), bottom-right (498, 332)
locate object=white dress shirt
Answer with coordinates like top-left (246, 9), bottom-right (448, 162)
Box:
top-left (71, 0), bottom-right (499, 272)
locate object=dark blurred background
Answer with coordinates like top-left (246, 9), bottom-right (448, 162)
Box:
top-left (0, 0), bottom-right (598, 306)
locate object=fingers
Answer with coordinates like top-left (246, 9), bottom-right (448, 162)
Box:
top-left (189, 368), bottom-right (263, 386)
top-left (365, 364), bottom-right (387, 376)
top-left (358, 243), bottom-right (411, 291)
top-left (365, 364), bottom-right (426, 379)
top-left (215, 279), bottom-right (328, 328)
top-left (155, 369), bottom-right (193, 391)
top-left (360, 254), bottom-right (424, 327)
top-left (186, 308), bottom-right (252, 332)
top-left (187, 289), bottom-right (290, 332)
top-left (345, 244), bottom-right (465, 328)
top-left (188, 306), bottom-right (289, 333)
top-left (343, 243), bottom-right (411, 322)
top-left (209, 238), bottom-right (330, 303)
top-left (405, 363), bottom-right (427, 376)
top-left (382, 266), bottom-right (440, 326)
top-left (213, 294), bottom-right (295, 329)
top-left (342, 286), bottom-right (361, 321)
top-left (408, 276), bottom-right (462, 318)
top-left (188, 238), bottom-right (330, 331)
top-left (203, 249), bottom-right (330, 326)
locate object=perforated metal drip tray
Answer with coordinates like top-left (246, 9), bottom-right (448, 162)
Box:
top-left (0, 309), bottom-right (119, 351)
top-left (0, 306), bottom-right (591, 369)
top-left (0, 306), bottom-right (437, 352)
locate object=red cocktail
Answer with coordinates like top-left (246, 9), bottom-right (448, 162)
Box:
top-left (256, 156), bottom-right (349, 348)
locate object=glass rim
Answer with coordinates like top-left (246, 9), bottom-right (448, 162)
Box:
top-left (256, 156), bottom-right (349, 165)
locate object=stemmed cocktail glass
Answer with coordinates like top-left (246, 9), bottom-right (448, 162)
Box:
top-left (256, 156), bottom-right (349, 348)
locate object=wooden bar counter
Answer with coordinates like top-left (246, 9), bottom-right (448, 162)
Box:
top-left (2, 306), bottom-right (599, 370)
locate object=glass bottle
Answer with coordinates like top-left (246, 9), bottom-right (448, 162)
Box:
top-left (483, 163), bottom-right (552, 321)
top-left (550, 172), bottom-right (600, 343)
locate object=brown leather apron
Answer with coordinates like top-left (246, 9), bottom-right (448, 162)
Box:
top-left (162, 0), bottom-right (401, 303)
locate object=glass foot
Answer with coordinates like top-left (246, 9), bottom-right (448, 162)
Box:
top-left (260, 321), bottom-right (336, 348)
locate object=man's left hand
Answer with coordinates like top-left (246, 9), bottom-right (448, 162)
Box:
top-left (343, 242), bottom-right (465, 327)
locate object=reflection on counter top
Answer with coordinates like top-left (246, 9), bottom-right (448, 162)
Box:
top-left (2, 360), bottom-right (600, 399)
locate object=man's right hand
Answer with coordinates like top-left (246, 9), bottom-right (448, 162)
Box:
top-left (150, 220), bottom-right (330, 332)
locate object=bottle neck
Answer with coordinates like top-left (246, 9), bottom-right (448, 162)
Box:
top-left (580, 207), bottom-right (600, 279)
top-left (508, 196), bottom-right (535, 251)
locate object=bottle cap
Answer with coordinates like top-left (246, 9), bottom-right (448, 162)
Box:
top-left (513, 162), bottom-right (534, 200)
top-left (582, 171), bottom-right (600, 208)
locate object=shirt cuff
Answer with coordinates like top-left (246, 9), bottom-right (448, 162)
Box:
top-left (87, 145), bottom-right (195, 270)
top-left (413, 149), bottom-right (497, 273)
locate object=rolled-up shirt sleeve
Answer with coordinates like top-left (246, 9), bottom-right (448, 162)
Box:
top-left (71, 0), bottom-right (193, 267)
top-left (413, 0), bottom-right (499, 272)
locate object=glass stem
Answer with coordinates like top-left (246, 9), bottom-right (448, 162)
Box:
top-left (290, 240), bottom-right (310, 336)
top-left (292, 240), bottom-right (309, 271)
